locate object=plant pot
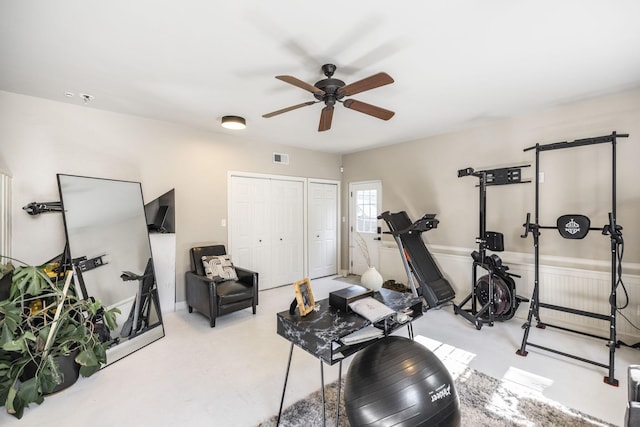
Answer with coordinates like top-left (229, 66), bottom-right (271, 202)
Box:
top-left (23, 349), bottom-right (81, 395)
top-left (360, 267), bottom-right (384, 291)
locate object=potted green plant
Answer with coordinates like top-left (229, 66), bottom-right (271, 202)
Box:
top-left (0, 257), bottom-right (119, 419)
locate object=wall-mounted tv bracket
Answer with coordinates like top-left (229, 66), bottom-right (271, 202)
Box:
top-left (22, 202), bottom-right (107, 305)
top-left (517, 131), bottom-right (628, 387)
top-left (35, 243), bottom-right (112, 343)
top-left (21, 199), bottom-right (115, 344)
top-left (22, 201), bottom-right (63, 215)
top-left (453, 164), bottom-right (531, 330)
top-left (65, 252), bottom-right (108, 308)
top-left (77, 254), bottom-right (108, 273)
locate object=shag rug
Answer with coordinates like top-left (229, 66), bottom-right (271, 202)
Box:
top-left (257, 366), bottom-right (614, 427)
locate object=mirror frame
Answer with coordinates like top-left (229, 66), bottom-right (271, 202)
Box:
top-left (57, 174), bottom-right (164, 366)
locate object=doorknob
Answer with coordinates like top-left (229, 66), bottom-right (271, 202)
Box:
top-left (373, 237), bottom-right (381, 241)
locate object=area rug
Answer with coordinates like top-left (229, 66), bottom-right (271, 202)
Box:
top-left (257, 366), bottom-right (614, 427)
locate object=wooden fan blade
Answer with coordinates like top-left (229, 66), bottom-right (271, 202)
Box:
top-left (276, 75), bottom-right (325, 95)
top-left (338, 72), bottom-right (394, 97)
top-left (343, 99), bottom-right (395, 120)
top-left (318, 106), bottom-right (334, 132)
top-left (262, 101), bottom-right (317, 118)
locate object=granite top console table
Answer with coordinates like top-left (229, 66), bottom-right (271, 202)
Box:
top-left (276, 287), bottom-right (423, 426)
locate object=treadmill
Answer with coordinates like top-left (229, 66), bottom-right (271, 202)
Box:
top-left (379, 211), bottom-right (455, 308)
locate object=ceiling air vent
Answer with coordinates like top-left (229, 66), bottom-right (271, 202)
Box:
top-left (273, 152), bottom-right (289, 165)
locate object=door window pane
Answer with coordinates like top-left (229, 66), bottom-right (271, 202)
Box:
top-left (355, 189), bottom-right (377, 233)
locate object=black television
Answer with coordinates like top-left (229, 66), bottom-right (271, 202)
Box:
top-left (148, 205), bottom-right (169, 233)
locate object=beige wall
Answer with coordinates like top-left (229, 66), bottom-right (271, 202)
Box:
top-left (341, 88), bottom-right (640, 269)
top-left (2, 88), bottom-right (639, 305)
top-left (0, 90), bottom-right (342, 303)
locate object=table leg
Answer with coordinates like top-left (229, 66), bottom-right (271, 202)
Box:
top-left (277, 342), bottom-right (295, 426)
top-left (336, 360), bottom-right (342, 427)
top-left (320, 361), bottom-right (326, 425)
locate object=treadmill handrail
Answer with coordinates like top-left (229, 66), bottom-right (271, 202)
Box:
top-left (378, 211), bottom-right (439, 235)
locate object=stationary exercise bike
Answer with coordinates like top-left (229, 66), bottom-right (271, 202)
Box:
top-left (453, 165), bottom-right (529, 329)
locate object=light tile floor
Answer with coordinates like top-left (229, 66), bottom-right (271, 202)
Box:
top-left (1, 276), bottom-right (637, 426)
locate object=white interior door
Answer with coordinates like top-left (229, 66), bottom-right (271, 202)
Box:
top-left (308, 182), bottom-right (338, 279)
top-left (349, 181), bottom-right (382, 275)
top-left (270, 179), bottom-right (304, 286)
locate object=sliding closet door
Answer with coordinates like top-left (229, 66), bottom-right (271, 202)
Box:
top-left (308, 182), bottom-right (338, 279)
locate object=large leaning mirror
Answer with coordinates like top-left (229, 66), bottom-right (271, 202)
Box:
top-left (57, 174), bottom-right (164, 365)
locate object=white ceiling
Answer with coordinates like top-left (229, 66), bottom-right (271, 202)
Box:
top-left (2, 1), bottom-right (640, 154)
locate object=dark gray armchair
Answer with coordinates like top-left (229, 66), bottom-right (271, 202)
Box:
top-left (627, 365), bottom-right (640, 426)
top-left (185, 245), bottom-right (258, 327)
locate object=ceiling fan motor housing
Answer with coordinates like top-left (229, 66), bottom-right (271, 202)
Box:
top-left (314, 78), bottom-right (345, 105)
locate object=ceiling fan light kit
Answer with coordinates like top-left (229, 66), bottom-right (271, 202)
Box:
top-left (221, 115), bottom-right (246, 130)
top-left (263, 64), bottom-right (395, 132)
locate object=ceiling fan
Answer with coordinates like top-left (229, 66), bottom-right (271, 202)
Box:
top-left (262, 64), bottom-right (395, 132)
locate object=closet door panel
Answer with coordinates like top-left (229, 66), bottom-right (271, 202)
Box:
top-left (230, 177), bottom-right (272, 287)
top-left (271, 179), bottom-right (304, 286)
top-left (230, 177), bottom-right (253, 268)
top-left (251, 178), bottom-right (273, 288)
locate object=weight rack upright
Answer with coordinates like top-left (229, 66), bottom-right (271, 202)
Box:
top-left (516, 131), bottom-right (628, 386)
top-left (453, 164), bottom-right (530, 329)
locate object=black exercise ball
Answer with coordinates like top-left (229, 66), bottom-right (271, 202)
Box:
top-left (344, 336), bottom-right (460, 427)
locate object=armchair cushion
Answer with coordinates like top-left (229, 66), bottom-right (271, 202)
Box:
top-left (202, 254), bottom-right (238, 282)
top-left (629, 365), bottom-right (640, 402)
top-left (626, 365), bottom-right (640, 426)
top-left (191, 245), bottom-right (228, 276)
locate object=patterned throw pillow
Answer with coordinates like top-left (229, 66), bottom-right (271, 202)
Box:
top-left (201, 255), bottom-right (238, 282)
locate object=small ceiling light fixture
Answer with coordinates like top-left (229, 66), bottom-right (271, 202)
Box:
top-left (221, 115), bottom-right (246, 130)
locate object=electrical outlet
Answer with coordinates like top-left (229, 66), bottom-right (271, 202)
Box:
top-left (221, 218), bottom-right (227, 227)
top-left (538, 172), bottom-right (545, 183)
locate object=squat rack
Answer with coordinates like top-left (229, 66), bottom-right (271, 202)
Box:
top-left (516, 131), bottom-right (628, 386)
top-left (453, 164), bottom-right (530, 329)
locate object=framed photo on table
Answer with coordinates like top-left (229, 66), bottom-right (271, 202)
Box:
top-left (293, 278), bottom-right (315, 316)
